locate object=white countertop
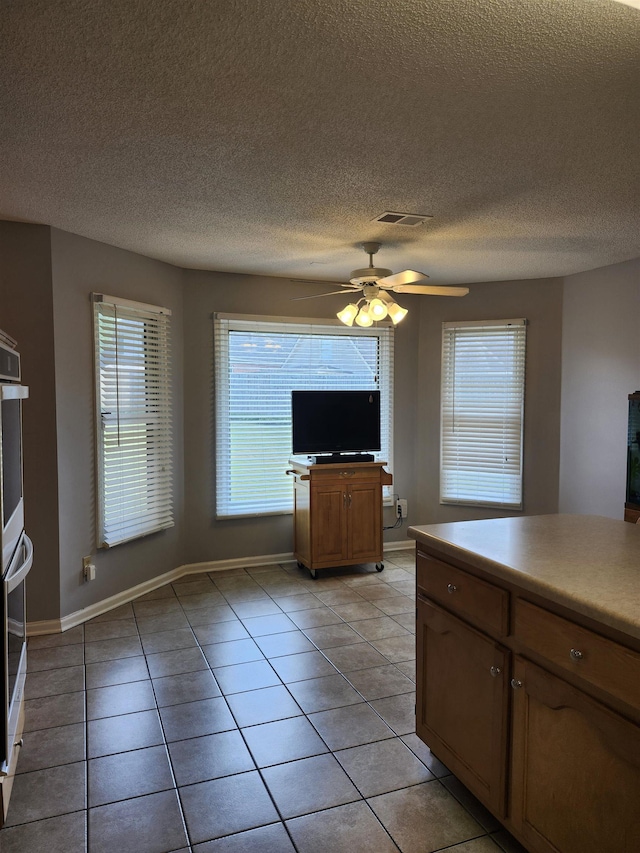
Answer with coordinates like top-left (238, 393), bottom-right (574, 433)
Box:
top-left (408, 514), bottom-right (640, 641)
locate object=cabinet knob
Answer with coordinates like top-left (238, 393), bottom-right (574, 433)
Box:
top-left (570, 648), bottom-right (584, 661)
top-left (489, 666), bottom-right (502, 678)
top-left (447, 583), bottom-right (457, 594)
top-left (510, 678), bottom-right (523, 690)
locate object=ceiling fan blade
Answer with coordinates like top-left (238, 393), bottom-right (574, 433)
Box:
top-left (290, 279), bottom-right (356, 287)
top-left (377, 269), bottom-right (429, 288)
top-left (391, 284), bottom-right (470, 296)
top-left (290, 288), bottom-right (362, 301)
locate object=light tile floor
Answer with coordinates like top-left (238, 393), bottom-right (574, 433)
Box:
top-left (0, 551), bottom-right (527, 853)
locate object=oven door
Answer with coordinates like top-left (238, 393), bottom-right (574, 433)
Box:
top-left (1, 384), bottom-right (28, 574)
top-left (2, 532), bottom-right (33, 776)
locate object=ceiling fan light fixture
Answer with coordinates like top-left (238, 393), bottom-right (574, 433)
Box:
top-left (355, 305), bottom-right (373, 327)
top-left (386, 301), bottom-right (408, 325)
top-left (337, 303), bottom-right (359, 326)
top-left (368, 297), bottom-right (388, 320)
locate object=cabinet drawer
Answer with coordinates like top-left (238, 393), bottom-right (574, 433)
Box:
top-left (310, 467), bottom-right (379, 483)
top-left (514, 598), bottom-right (640, 711)
top-left (417, 553), bottom-right (509, 637)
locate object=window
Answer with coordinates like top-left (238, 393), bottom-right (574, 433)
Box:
top-left (440, 319), bottom-right (526, 509)
top-left (214, 314), bottom-right (394, 518)
top-left (93, 294), bottom-right (173, 547)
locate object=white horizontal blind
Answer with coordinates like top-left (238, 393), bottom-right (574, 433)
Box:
top-left (440, 319), bottom-right (526, 509)
top-left (93, 295), bottom-right (173, 547)
top-left (215, 315), bottom-right (394, 518)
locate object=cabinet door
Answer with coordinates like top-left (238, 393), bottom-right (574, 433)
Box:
top-left (510, 656), bottom-right (640, 853)
top-left (310, 483), bottom-right (348, 563)
top-left (347, 482), bottom-right (382, 561)
top-left (416, 595), bottom-right (509, 816)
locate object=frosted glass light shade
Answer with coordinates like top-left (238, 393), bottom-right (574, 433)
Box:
top-left (368, 298), bottom-right (388, 320)
top-left (337, 303), bottom-right (359, 326)
top-left (386, 301), bottom-right (408, 324)
top-left (355, 305), bottom-right (373, 327)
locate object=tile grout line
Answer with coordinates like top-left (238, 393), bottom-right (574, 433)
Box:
top-left (3, 556), bottom-right (507, 852)
top-left (131, 585), bottom-right (194, 853)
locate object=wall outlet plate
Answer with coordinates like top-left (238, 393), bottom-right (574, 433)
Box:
top-left (397, 499), bottom-right (408, 518)
top-left (82, 555), bottom-right (96, 581)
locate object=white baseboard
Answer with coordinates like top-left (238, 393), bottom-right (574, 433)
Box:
top-left (383, 538), bottom-right (414, 552)
top-left (27, 541), bottom-right (415, 636)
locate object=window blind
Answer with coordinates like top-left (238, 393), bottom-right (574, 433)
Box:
top-left (214, 314), bottom-right (394, 518)
top-left (440, 319), bottom-right (526, 509)
top-left (93, 294), bottom-right (173, 547)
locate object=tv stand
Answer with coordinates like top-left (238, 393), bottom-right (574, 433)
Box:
top-left (307, 453), bottom-right (375, 465)
top-left (287, 459), bottom-right (392, 579)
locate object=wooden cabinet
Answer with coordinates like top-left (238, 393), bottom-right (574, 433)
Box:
top-left (289, 460), bottom-right (391, 578)
top-left (510, 656), bottom-right (640, 853)
top-left (415, 548), bottom-right (640, 853)
top-left (416, 595), bottom-right (509, 816)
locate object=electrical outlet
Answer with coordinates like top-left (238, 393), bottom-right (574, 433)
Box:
top-left (397, 499), bottom-right (408, 518)
top-left (82, 555), bottom-right (96, 582)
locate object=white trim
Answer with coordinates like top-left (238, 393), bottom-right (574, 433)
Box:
top-left (214, 316), bottom-right (394, 518)
top-left (215, 311), bottom-right (392, 328)
top-left (26, 541), bottom-right (415, 635)
top-left (381, 539), bottom-right (414, 552)
top-left (94, 298), bottom-right (173, 546)
top-left (92, 292), bottom-right (172, 316)
top-left (440, 319), bottom-right (526, 509)
top-left (442, 318), bottom-right (526, 330)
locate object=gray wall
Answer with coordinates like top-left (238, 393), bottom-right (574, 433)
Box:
top-left (50, 229), bottom-right (185, 619)
top-left (415, 278), bottom-right (564, 524)
top-left (0, 222), bottom-right (61, 622)
top-left (559, 258), bottom-right (640, 518)
top-left (9, 220), bottom-right (623, 623)
top-left (182, 271), bottom-right (564, 561)
top-left (182, 270), bottom-right (411, 565)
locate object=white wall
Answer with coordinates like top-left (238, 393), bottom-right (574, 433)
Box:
top-left (559, 258), bottom-right (640, 518)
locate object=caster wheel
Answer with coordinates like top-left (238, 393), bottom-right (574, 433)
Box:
top-left (309, 569), bottom-right (317, 580)
top-left (375, 562), bottom-right (384, 572)
top-left (297, 561), bottom-right (305, 569)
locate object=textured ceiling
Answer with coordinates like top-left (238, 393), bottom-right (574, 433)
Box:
top-left (1, 0), bottom-right (640, 286)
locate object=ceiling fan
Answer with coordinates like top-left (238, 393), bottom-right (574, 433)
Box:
top-left (293, 242), bottom-right (469, 326)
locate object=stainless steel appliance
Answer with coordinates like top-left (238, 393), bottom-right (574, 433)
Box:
top-left (0, 332), bottom-right (33, 783)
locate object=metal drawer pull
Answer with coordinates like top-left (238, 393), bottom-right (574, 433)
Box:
top-left (489, 666), bottom-right (502, 677)
top-left (447, 583), bottom-right (457, 594)
top-left (570, 648), bottom-right (584, 661)
top-left (511, 678), bottom-right (523, 690)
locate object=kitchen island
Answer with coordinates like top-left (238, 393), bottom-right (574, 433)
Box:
top-left (409, 514), bottom-right (640, 853)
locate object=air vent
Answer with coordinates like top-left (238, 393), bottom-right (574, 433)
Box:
top-left (373, 211), bottom-right (433, 226)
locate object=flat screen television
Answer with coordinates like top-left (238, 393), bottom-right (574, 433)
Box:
top-left (291, 390), bottom-right (381, 460)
